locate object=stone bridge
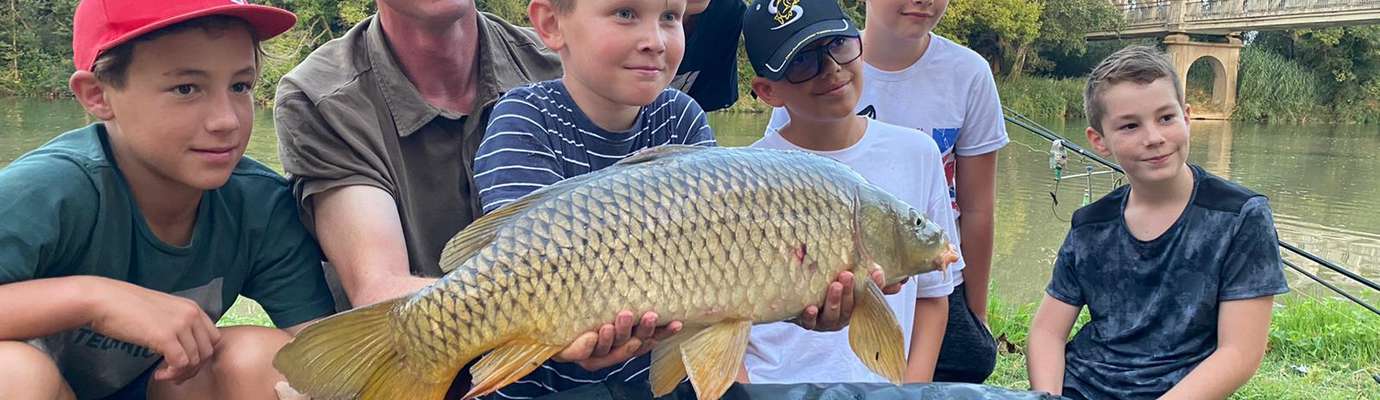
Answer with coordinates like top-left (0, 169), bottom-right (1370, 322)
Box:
top-left (1088, 0), bottom-right (1380, 119)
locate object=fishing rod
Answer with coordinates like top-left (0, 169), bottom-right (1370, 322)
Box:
top-left (1003, 106), bottom-right (1380, 312)
top-left (1284, 259), bottom-right (1380, 317)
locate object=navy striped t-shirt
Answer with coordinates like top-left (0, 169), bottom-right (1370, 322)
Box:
top-left (476, 79), bottom-right (716, 215)
top-left (472, 79), bottom-right (716, 398)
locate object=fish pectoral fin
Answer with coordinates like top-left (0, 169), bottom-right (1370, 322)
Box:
top-left (680, 320), bottom-right (752, 400)
top-left (463, 340), bottom-right (563, 399)
top-left (649, 326), bottom-right (703, 397)
top-left (847, 278), bottom-right (907, 384)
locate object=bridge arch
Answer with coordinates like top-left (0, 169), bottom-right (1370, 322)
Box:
top-left (1163, 33), bottom-right (1242, 120)
top-left (1185, 54), bottom-right (1230, 111)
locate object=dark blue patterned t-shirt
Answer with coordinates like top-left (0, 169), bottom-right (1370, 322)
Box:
top-left (1047, 165), bottom-right (1290, 399)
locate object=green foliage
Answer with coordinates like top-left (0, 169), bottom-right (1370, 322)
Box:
top-left (1, 0), bottom-right (79, 97)
top-left (995, 76), bottom-right (1087, 121)
top-left (937, 0), bottom-right (1042, 76)
top-left (1251, 27), bottom-right (1380, 123)
top-left (983, 294), bottom-right (1380, 398)
top-left (476, 0), bottom-right (529, 25)
top-left (1235, 46), bottom-right (1324, 123)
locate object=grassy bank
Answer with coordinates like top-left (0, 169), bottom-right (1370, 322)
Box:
top-left (225, 293), bottom-right (1379, 398)
top-left (984, 294), bottom-right (1380, 399)
top-left (719, 75), bottom-right (1089, 121)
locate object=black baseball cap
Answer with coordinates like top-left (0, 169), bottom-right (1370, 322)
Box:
top-left (742, 0), bottom-right (860, 81)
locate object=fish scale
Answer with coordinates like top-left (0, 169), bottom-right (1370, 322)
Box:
top-left (274, 146), bottom-right (957, 400)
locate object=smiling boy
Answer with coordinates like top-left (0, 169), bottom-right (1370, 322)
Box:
top-left (0, 1), bottom-right (334, 399)
top-left (1026, 46), bottom-right (1288, 400)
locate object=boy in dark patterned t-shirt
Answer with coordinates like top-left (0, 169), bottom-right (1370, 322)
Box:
top-left (1025, 46), bottom-right (1289, 400)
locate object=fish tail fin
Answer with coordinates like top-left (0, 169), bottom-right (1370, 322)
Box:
top-left (274, 298), bottom-right (449, 400)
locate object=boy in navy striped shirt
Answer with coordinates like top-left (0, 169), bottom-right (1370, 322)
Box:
top-left (472, 0), bottom-right (714, 397)
top-left (475, 0), bottom-right (716, 215)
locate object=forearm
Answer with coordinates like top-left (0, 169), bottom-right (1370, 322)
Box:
top-left (955, 153), bottom-right (997, 322)
top-left (1161, 346), bottom-right (1263, 400)
top-left (904, 296), bottom-right (948, 383)
top-left (0, 276), bottom-right (101, 340)
top-left (1025, 330), bottom-right (1068, 394)
top-left (1027, 296), bottom-right (1079, 395)
top-left (313, 186), bottom-right (435, 307)
top-left (958, 213), bottom-right (993, 320)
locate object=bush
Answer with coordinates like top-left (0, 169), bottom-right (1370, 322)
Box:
top-left (1235, 46), bottom-right (1325, 123)
top-left (996, 76), bottom-right (1087, 121)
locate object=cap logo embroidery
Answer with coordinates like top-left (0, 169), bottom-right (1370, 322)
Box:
top-left (769, 0), bottom-right (804, 30)
top-left (231, 0), bottom-right (247, 4)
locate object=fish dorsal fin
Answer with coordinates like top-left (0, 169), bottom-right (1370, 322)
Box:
top-left (616, 144), bottom-right (708, 166)
top-left (439, 165), bottom-right (622, 273)
top-left (438, 193), bottom-right (540, 273)
top-left (847, 278), bottom-right (907, 384)
top-left (680, 320), bottom-right (752, 400)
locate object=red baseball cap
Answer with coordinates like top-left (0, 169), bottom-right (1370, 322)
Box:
top-left (72, 0), bottom-right (297, 72)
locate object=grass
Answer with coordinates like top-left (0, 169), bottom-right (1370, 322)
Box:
top-left (1235, 47), bottom-right (1326, 124)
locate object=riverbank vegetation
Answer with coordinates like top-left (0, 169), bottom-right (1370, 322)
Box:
top-left (7, 0), bottom-right (1380, 123)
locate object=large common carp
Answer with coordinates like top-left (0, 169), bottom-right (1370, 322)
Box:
top-left (274, 145), bottom-right (958, 400)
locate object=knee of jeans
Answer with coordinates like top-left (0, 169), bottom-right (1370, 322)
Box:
top-left (0, 341), bottom-right (69, 396)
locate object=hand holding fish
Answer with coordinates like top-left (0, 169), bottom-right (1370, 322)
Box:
top-left (552, 310), bottom-right (684, 371)
top-left (794, 270), bottom-right (907, 332)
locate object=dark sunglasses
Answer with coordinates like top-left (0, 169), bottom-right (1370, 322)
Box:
top-left (782, 36), bottom-right (863, 84)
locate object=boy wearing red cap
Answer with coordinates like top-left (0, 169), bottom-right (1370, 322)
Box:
top-left (0, 1), bottom-right (334, 399)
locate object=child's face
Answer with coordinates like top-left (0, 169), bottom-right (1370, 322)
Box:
top-left (557, 0), bottom-right (687, 108)
top-left (1087, 78), bottom-right (1191, 185)
top-left (100, 27), bottom-right (258, 191)
top-left (865, 0), bottom-right (949, 40)
top-left (754, 36), bottom-right (865, 123)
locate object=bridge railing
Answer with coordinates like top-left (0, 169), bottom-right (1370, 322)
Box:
top-left (1116, 0), bottom-right (1380, 26)
top-left (1117, 0), bottom-right (1174, 25)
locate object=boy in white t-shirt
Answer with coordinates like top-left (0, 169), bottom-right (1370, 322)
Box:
top-left (738, 0), bottom-right (960, 384)
top-left (766, 0), bottom-right (1006, 383)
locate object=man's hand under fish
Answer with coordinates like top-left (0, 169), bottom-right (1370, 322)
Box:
top-left (552, 271), bottom-right (903, 371)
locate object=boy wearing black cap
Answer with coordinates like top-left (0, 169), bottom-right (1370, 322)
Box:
top-left (0, 1), bottom-right (333, 399)
top-left (739, 0), bottom-right (960, 384)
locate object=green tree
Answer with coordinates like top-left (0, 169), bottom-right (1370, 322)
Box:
top-left (1253, 27), bottom-right (1380, 122)
top-left (935, 0), bottom-right (1043, 78)
top-left (1028, 0), bottom-right (1122, 75)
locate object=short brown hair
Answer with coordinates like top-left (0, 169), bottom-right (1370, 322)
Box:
top-left (1083, 45), bottom-right (1184, 134)
top-left (547, 0), bottom-right (575, 14)
top-left (92, 16), bottom-right (263, 89)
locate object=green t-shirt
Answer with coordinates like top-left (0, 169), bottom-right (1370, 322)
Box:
top-left (0, 124), bottom-right (334, 399)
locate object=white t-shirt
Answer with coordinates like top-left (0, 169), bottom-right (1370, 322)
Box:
top-left (743, 118), bottom-right (963, 384)
top-left (768, 33), bottom-right (1010, 217)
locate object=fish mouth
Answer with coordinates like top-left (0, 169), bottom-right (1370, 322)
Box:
top-left (932, 246), bottom-right (959, 270)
